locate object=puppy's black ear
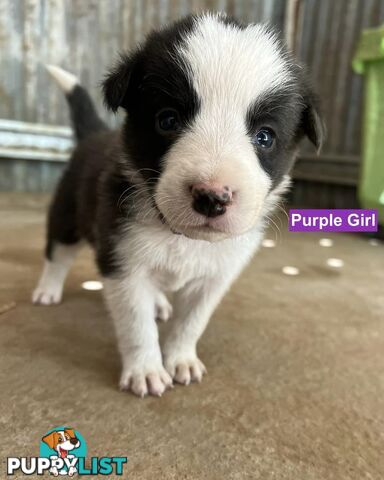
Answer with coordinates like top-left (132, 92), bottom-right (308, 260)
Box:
top-left (301, 88), bottom-right (325, 152)
top-left (102, 53), bottom-right (140, 112)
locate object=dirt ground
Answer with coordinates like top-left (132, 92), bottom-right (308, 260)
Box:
top-left (1, 193), bottom-right (384, 479)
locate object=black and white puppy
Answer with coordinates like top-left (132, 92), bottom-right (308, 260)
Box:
top-left (32, 13), bottom-right (323, 397)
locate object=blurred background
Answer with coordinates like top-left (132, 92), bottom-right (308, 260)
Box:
top-left (1, 0), bottom-right (384, 210)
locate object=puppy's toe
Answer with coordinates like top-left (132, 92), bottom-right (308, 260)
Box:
top-left (119, 371), bottom-right (132, 392)
top-left (119, 367), bottom-right (173, 398)
top-left (130, 375), bottom-right (148, 398)
top-left (32, 287), bottom-right (62, 305)
top-left (165, 356), bottom-right (207, 386)
top-left (147, 370), bottom-right (172, 396)
top-left (190, 359), bottom-right (207, 383)
top-left (174, 364), bottom-right (191, 385)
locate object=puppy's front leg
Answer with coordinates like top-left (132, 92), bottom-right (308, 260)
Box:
top-left (163, 276), bottom-right (232, 385)
top-left (103, 276), bottom-right (172, 397)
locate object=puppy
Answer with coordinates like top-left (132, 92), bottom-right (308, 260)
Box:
top-left (42, 429), bottom-right (80, 476)
top-left (32, 13), bottom-right (323, 397)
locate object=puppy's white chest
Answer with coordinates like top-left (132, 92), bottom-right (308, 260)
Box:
top-left (119, 223), bottom-right (262, 292)
top-left (148, 233), bottom-right (221, 291)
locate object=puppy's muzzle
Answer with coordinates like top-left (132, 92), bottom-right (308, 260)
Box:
top-left (191, 183), bottom-right (232, 218)
top-left (70, 437), bottom-right (79, 446)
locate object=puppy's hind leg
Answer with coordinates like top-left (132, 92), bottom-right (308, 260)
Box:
top-left (32, 242), bottom-right (81, 305)
top-left (32, 167), bottom-right (81, 305)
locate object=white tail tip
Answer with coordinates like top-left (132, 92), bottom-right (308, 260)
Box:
top-left (46, 65), bottom-right (78, 93)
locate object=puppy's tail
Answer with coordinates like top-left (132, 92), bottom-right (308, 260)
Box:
top-left (46, 65), bottom-right (107, 142)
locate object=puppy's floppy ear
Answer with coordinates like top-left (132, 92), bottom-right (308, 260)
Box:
top-left (294, 63), bottom-right (325, 152)
top-left (301, 88), bottom-right (325, 152)
top-left (102, 52), bottom-right (141, 112)
top-left (42, 432), bottom-right (57, 450)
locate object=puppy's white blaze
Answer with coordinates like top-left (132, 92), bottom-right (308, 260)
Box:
top-left (46, 65), bottom-right (78, 93)
top-left (179, 14), bottom-right (292, 110)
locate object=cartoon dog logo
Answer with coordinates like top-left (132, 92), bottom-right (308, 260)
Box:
top-left (42, 428), bottom-right (80, 476)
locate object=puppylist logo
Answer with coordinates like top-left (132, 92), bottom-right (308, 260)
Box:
top-left (7, 426), bottom-right (127, 476)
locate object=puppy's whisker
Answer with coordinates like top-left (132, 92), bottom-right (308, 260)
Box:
top-left (135, 168), bottom-right (161, 176)
top-left (265, 214), bottom-right (281, 244)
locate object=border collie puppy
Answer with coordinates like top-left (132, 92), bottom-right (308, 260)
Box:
top-left (32, 13), bottom-right (323, 397)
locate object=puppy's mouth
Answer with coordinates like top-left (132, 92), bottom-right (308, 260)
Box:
top-left (156, 208), bottom-right (182, 235)
top-left (181, 223), bottom-right (222, 233)
top-left (157, 207), bottom-right (221, 236)
top-left (155, 203), bottom-right (237, 242)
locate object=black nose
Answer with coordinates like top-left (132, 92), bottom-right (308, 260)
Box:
top-left (70, 438), bottom-right (78, 445)
top-left (192, 189), bottom-right (229, 218)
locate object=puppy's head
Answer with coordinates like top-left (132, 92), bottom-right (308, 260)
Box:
top-left (104, 13), bottom-right (324, 241)
top-left (42, 429), bottom-right (80, 457)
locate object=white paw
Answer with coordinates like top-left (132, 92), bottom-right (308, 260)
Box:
top-left (119, 364), bottom-right (173, 397)
top-left (32, 285), bottom-right (62, 305)
top-left (155, 292), bottom-right (173, 322)
top-left (164, 354), bottom-right (207, 385)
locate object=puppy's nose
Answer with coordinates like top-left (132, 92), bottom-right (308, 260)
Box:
top-left (70, 438), bottom-right (78, 445)
top-left (191, 183), bottom-right (232, 218)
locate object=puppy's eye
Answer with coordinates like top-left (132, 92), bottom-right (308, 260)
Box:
top-left (253, 128), bottom-right (275, 149)
top-left (58, 438), bottom-right (62, 443)
top-left (156, 109), bottom-right (180, 134)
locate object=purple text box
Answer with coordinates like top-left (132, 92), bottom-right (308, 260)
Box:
top-left (289, 209), bottom-right (378, 232)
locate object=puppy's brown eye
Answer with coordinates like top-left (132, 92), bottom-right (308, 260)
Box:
top-left (156, 108), bottom-right (180, 134)
top-left (58, 438), bottom-right (62, 443)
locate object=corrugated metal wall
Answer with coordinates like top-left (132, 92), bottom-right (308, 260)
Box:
top-left (1, 0), bottom-right (384, 195)
top-left (0, 0), bottom-right (286, 191)
top-left (0, 0), bottom-right (285, 127)
top-left (292, 0), bottom-right (384, 194)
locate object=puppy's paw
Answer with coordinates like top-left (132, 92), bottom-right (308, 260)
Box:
top-left (119, 364), bottom-right (173, 398)
top-left (155, 292), bottom-right (173, 322)
top-left (32, 285), bottom-right (62, 305)
top-left (164, 354), bottom-right (207, 385)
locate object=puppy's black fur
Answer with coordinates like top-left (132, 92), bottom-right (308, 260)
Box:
top-left (103, 16), bottom-right (201, 184)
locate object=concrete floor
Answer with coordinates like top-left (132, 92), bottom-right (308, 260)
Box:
top-left (1, 193), bottom-right (384, 479)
